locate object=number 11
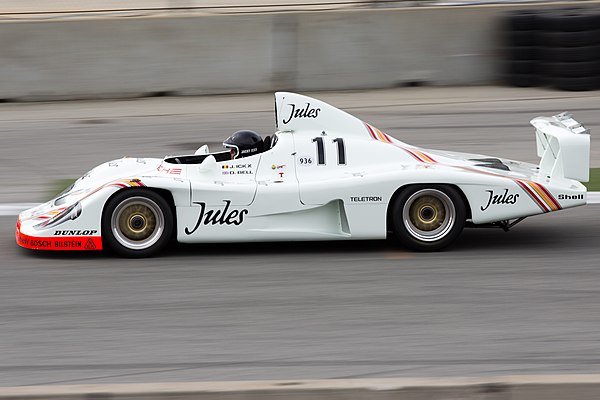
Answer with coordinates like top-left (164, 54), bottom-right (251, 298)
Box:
top-left (312, 137), bottom-right (346, 165)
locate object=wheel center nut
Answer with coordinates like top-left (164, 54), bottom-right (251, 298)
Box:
top-left (420, 206), bottom-right (435, 221)
top-left (129, 215), bottom-right (146, 230)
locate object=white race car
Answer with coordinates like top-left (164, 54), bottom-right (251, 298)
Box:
top-left (16, 92), bottom-right (590, 257)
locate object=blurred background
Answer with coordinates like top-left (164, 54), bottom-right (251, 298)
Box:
top-left (2, 0), bottom-right (600, 101)
top-left (1, 0), bottom-right (600, 390)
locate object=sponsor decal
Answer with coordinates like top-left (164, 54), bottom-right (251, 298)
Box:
top-left (185, 200), bottom-right (249, 235)
top-left (84, 238), bottom-right (97, 250)
top-left (282, 103), bottom-right (321, 124)
top-left (157, 165), bottom-right (182, 175)
top-left (54, 230), bottom-right (98, 236)
top-left (297, 156), bottom-right (314, 166)
top-left (136, 158), bottom-right (147, 164)
top-left (558, 193), bottom-right (584, 200)
top-left (455, 166), bottom-right (561, 213)
top-left (350, 196), bottom-right (383, 202)
top-left (222, 163), bottom-right (253, 175)
top-left (240, 148), bottom-right (259, 155)
top-left (271, 164), bottom-right (286, 170)
top-left (15, 226), bottom-right (102, 251)
top-left (481, 189), bottom-right (519, 211)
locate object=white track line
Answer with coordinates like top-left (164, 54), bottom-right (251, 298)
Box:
top-left (1, 192), bottom-right (600, 216)
top-left (0, 203), bottom-right (42, 216)
top-left (588, 192), bottom-right (600, 204)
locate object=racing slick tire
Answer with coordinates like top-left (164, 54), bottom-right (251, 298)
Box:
top-left (538, 9), bottom-right (600, 33)
top-left (502, 10), bottom-right (543, 32)
top-left (541, 45), bottom-right (600, 63)
top-left (546, 60), bottom-right (600, 78)
top-left (503, 46), bottom-right (540, 61)
top-left (541, 30), bottom-right (600, 48)
top-left (502, 73), bottom-right (542, 87)
top-left (505, 30), bottom-right (539, 47)
top-left (102, 189), bottom-right (174, 258)
top-left (392, 185), bottom-right (466, 251)
top-left (552, 75), bottom-right (600, 91)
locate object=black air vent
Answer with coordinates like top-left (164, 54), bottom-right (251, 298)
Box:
top-left (470, 158), bottom-right (510, 171)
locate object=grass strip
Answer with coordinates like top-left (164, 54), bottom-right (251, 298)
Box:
top-left (584, 168), bottom-right (600, 192)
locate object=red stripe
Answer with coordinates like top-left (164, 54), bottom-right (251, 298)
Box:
top-left (401, 147), bottom-right (426, 162)
top-left (365, 123), bottom-right (378, 140)
top-left (535, 183), bottom-right (561, 210)
top-left (424, 153), bottom-right (437, 163)
top-left (516, 180), bottom-right (549, 212)
top-left (417, 151), bottom-right (437, 163)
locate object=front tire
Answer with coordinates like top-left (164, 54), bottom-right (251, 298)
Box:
top-left (102, 189), bottom-right (173, 258)
top-left (392, 185), bottom-right (466, 251)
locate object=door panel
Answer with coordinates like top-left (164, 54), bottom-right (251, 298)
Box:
top-left (190, 154), bottom-right (260, 207)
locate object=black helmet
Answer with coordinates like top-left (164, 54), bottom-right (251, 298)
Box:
top-left (223, 130), bottom-right (264, 159)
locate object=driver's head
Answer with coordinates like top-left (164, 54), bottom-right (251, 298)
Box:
top-left (223, 130), bottom-right (264, 159)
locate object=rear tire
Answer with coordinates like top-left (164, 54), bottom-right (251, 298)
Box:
top-left (102, 189), bottom-right (173, 258)
top-left (391, 185), bottom-right (466, 251)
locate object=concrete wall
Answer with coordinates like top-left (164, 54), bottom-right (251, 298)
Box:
top-left (1, 3), bottom-right (599, 100)
top-left (0, 16), bottom-right (276, 99)
top-left (294, 7), bottom-right (498, 90)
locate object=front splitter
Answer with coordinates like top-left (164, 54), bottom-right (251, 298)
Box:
top-left (16, 219), bottom-right (102, 251)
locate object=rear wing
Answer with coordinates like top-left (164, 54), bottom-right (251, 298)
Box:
top-left (531, 112), bottom-right (591, 182)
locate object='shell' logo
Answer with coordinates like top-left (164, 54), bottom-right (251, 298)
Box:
top-left (282, 103), bottom-right (321, 124)
top-left (185, 200), bottom-right (249, 235)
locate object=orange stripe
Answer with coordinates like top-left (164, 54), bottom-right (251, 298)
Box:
top-left (536, 183), bottom-right (561, 210)
top-left (516, 180), bottom-right (549, 212)
top-left (375, 128), bottom-right (392, 143)
top-left (528, 182), bottom-right (558, 211)
top-left (457, 166), bottom-right (557, 213)
top-left (414, 150), bottom-right (437, 164)
top-left (402, 147), bottom-right (425, 162)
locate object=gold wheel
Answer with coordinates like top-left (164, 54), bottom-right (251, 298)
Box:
top-left (111, 196), bottom-right (165, 250)
top-left (402, 189), bottom-right (456, 242)
top-left (408, 195), bottom-right (446, 232)
top-left (117, 204), bottom-right (157, 241)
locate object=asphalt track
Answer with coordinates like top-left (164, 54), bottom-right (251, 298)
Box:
top-left (1, 87), bottom-right (600, 386)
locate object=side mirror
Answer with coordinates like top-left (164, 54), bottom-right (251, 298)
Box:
top-left (194, 145), bottom-right (209, 155)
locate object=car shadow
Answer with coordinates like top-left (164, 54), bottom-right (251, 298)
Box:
top-left (15, 224), bottom-right (577, 260)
